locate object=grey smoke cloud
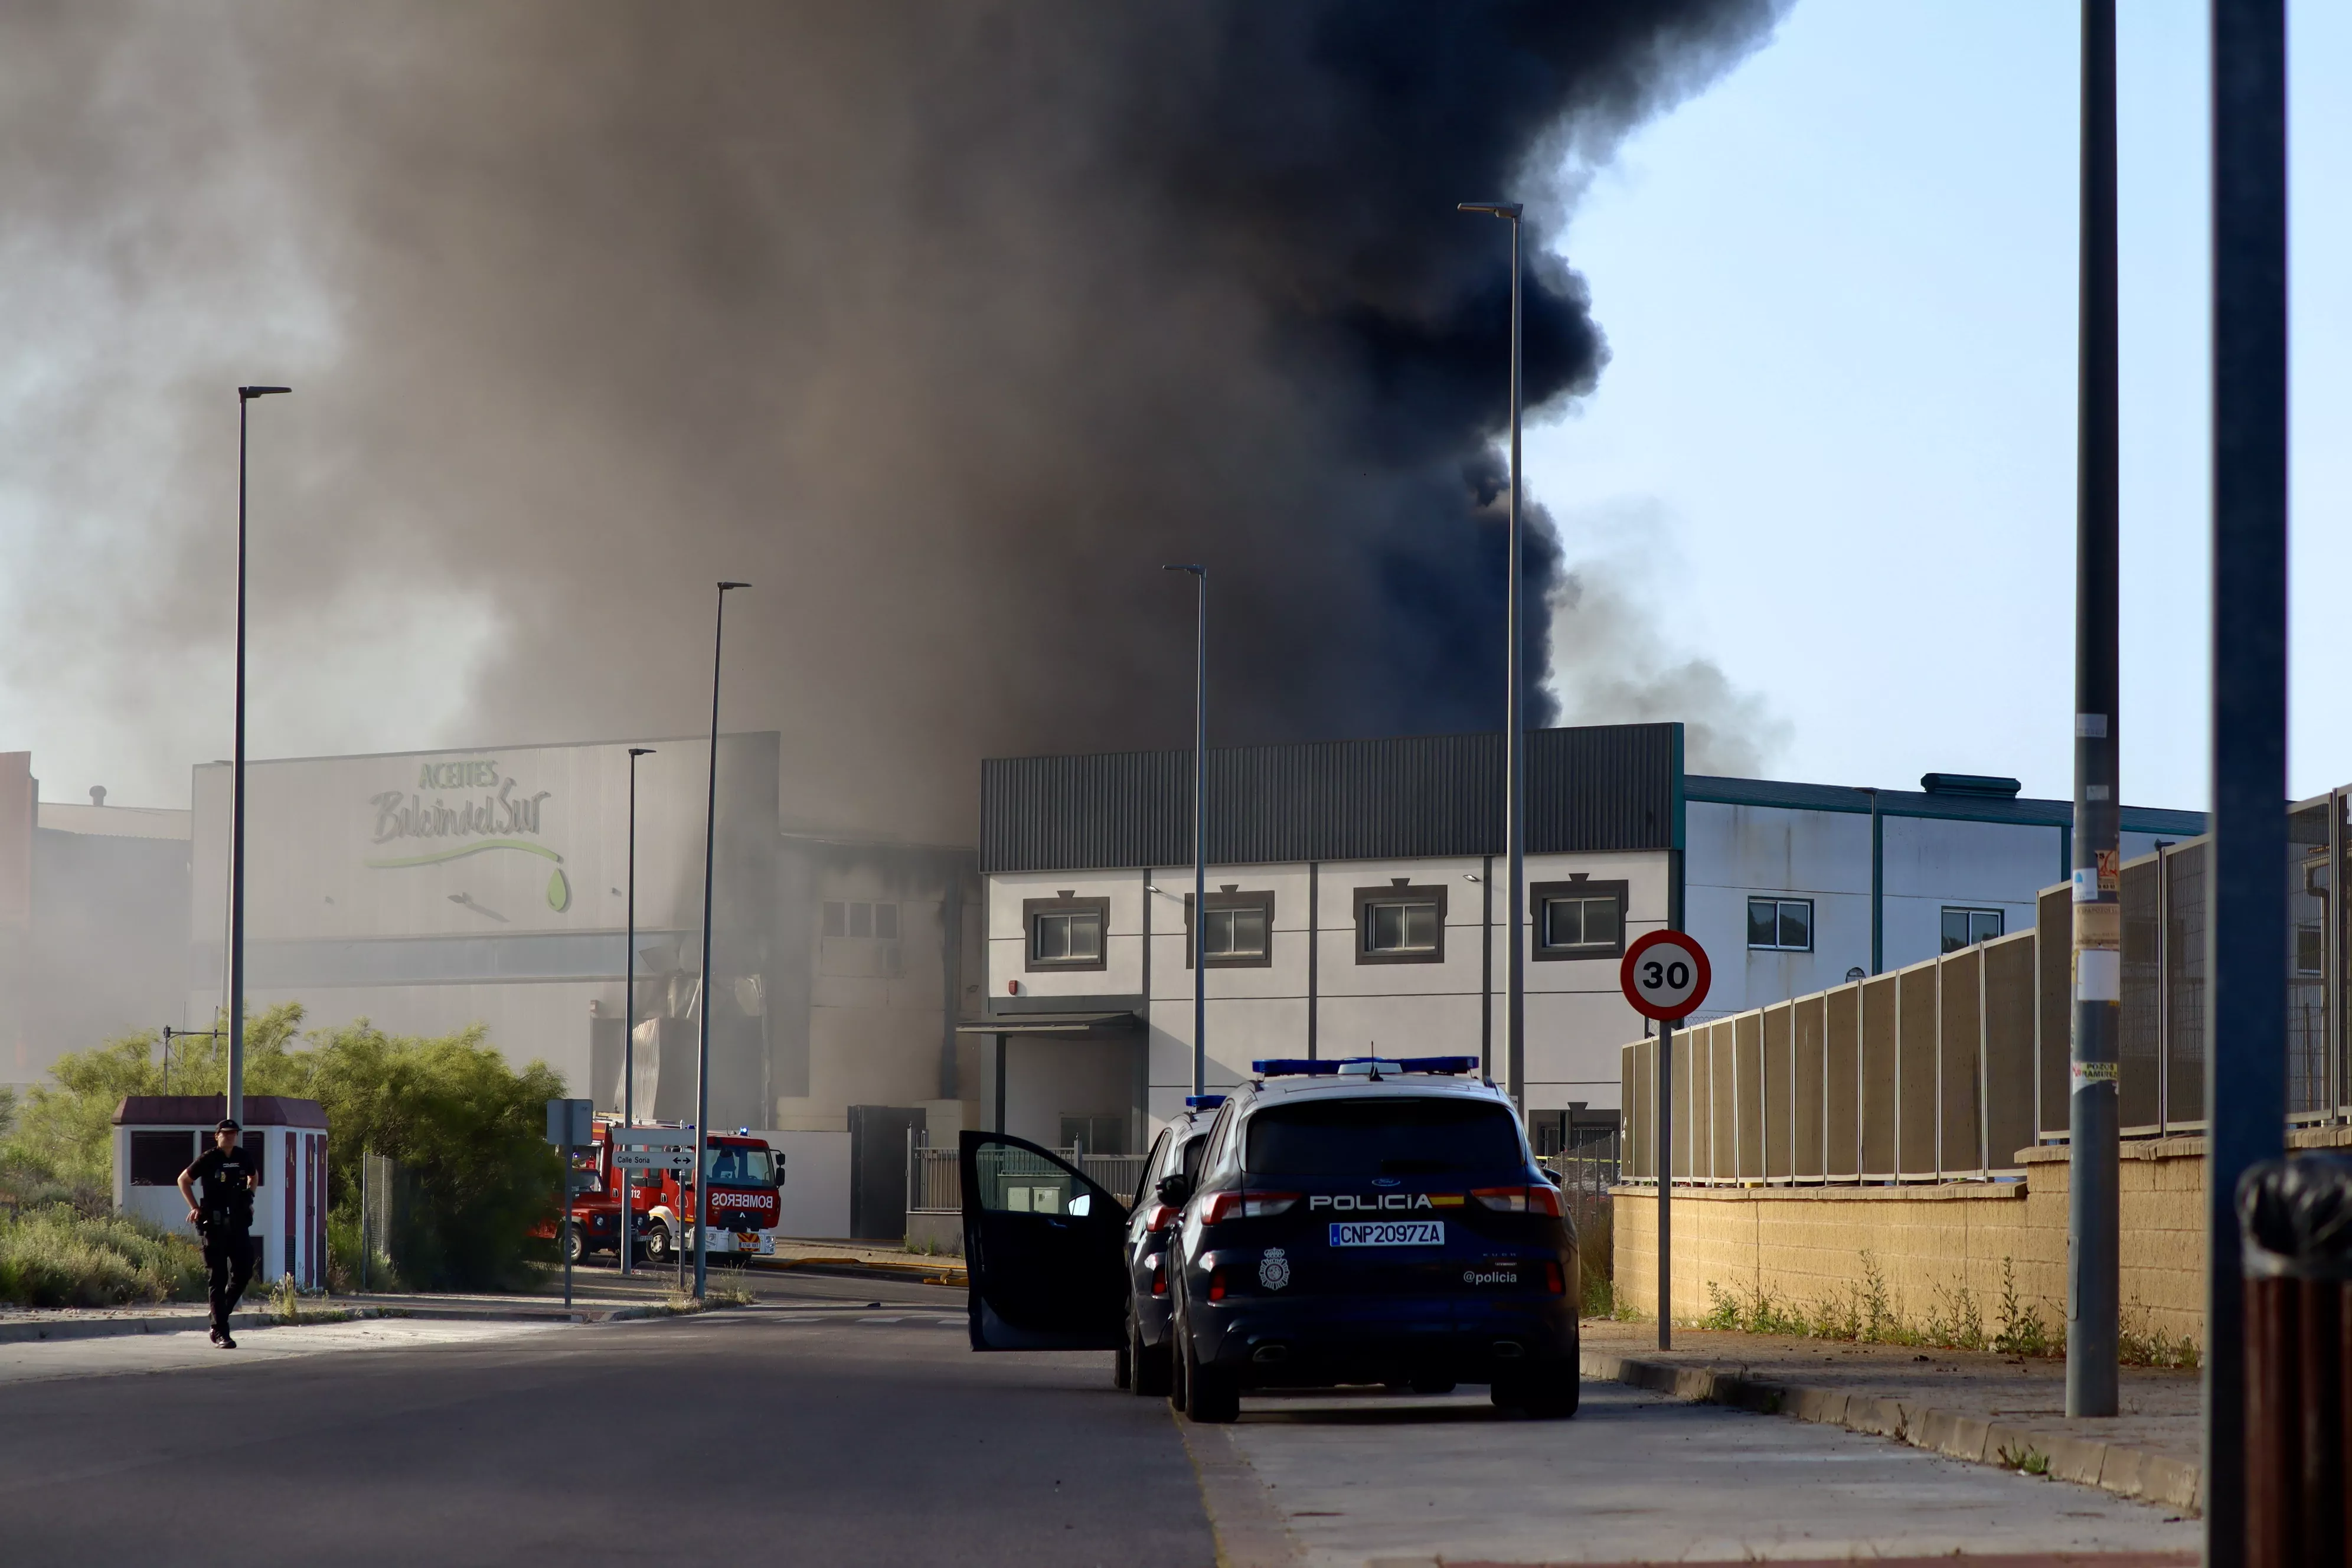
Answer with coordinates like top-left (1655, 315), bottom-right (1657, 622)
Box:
top-left (0, 2), bottom-right (1785, 838)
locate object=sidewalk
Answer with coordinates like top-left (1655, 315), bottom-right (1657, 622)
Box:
top-left (1578, 1319), bottom-right (2202, 1514)
top-left (766, 1237), bottom-right (965, 1284)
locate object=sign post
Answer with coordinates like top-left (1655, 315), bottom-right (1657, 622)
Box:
top-left (1620, 930), bottom-right (1710, 1351)
top-left (545, 1098), bottom-right (593, 1311)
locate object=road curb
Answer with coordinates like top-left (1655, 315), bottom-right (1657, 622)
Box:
top-left (1578, 1347), bottom-right (2201, 1517)
top-left (1171, 1412), bottom-right (1301, 1568)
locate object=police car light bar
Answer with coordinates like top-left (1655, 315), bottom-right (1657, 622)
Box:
top-left (1251, 1056), bottom-right (1478, 1078)
top-left (1183, 1094), bottom-right (1227, 1109)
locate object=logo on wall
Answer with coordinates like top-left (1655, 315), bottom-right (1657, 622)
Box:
top-left (364, 758), bottom-right (570, 911)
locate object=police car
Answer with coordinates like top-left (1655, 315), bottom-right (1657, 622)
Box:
top-left (957, 1057), bottom-right (1578, 1424)
top-left (1114, 1094), bottom-right (1223, 1398)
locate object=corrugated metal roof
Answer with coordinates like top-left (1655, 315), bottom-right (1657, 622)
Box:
top-left (980, 724), bottom-right (1678, 874)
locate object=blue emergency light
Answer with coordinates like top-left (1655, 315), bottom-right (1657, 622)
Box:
top-left (1183, 1094), bottom-right (1227, 1109)
top-left (1251, 1056), bottom-right (1478, 1078)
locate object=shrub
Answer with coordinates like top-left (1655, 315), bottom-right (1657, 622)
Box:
top-left (0, 1204), bottom-right (205, 1308)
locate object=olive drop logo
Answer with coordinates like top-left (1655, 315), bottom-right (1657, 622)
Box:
top-left (364, 759), bottom-right (571, 911)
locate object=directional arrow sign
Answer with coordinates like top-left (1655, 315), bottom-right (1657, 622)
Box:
top-left (1619, 929), bottom-right (1711, 1023)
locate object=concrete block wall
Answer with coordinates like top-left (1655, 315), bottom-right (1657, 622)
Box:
top-left (1613, 1127), bottom-right (2352, 1346)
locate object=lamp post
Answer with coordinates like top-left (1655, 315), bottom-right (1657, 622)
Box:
top-left (1162, 564), bottom-right (1207, 1097)
top-left (621, 744), bottom-right (654, 1278)
top-left (1458, 200), bottom-right (1527, 1112)
top-left (228, 384), bottom-right (290, 1126)
top-left (692, 582), bottom-right (749, 1299)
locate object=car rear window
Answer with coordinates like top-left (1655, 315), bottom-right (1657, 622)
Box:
top-left (1244, 1096), bottom-right (1521, 1177)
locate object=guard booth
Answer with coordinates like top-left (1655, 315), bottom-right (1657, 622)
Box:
top-left (112, 1095), bottom-right (331, 1289)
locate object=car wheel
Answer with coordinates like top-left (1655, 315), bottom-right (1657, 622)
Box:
top-left (1492, 1366), bottom-right (1579, 1419)
top-left (1183, 1335), bottom-right (1240, 1424)
top-left (645, 1222), bottom-right (672, 1265)
top-left (563, 1227), bottom-right (586, 1266)
top-left (1166, 1308), bottom-right (1189, 1413)
top-left (1132, 1313), bottom-right (1172, 1398)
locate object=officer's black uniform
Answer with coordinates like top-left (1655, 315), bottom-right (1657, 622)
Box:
top-left (186, 1138), bottom-right (260, 1340)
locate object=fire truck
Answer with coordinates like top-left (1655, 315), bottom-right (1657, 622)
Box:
top-left (554, 1119), bottom-right (783, 1265)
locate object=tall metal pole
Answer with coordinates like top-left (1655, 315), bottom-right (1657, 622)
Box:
top-left (1163, 564), bottom-right (1208, 1097)
top-left (2203, 1), bottom-right (2288, 1557)
top-left (622, 746), bottom-right (652, 1279)
top-left (692, 583), bottom-right (748, 1299)
top-left (228, 384), bottom-right (288, 1125)
top-left (1655, 1017), bottom-right (1673, 1351)
top-left (2067, 0), bottom-right (2122, 1422)
top-left (1458, 200), bottom-right (1528, 1113)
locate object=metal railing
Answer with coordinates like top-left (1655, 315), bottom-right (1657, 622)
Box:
top-left (1618, 785), bottom-right (2352, 1185)
top-left (909, 1145), bottom-right (1149, 1213)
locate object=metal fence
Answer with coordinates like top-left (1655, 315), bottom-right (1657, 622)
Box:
top-left (909, 1145), bottom-right (1151, 1213)
top-left (1619, 786), bottom-right (2352, 1185)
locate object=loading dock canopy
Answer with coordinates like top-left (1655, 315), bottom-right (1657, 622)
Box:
top-left (956, 1012), bottom-right (1141, 1038)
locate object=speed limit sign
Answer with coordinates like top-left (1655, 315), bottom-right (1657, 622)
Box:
top-left (1619, 929), bottom-right (1711, 1022)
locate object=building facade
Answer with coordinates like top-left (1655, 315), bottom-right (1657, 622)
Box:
top-left (974, 725), bottom-right (2204, 1154)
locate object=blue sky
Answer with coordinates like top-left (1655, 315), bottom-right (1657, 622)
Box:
top-left (1529, 0), bottom-right (2347, 809)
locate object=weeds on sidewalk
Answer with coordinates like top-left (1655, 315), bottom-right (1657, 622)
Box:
top-left (264, 1273), bottom-right (353, 1325)
top-left (1992, 1256), bottom-right (2054, 1357)
top-left (1690, 1252), bottom-right (2079, 1361)
top-left (1996, 1440), bottom-right (2052, 1476)
top-left (0, 1203), bottom-right (205, 1308)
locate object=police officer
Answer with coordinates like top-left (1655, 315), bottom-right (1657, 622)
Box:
top-left (178, 1118), bottom-right (259, 1348)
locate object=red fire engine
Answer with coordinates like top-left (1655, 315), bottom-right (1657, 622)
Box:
top-left (554, 1118), bottom-right (783, 1265)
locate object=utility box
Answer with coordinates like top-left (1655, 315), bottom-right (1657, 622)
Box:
top-left (112, 1095), bottom-right (331, 1289)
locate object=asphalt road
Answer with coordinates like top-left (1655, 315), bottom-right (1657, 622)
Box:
top-left (0, 1288), bottom-right (2199, 1568)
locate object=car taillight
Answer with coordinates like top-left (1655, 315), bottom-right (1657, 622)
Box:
top-left (1543, 1259), bottom-right (1565, 1295)
top-left (1144, 1204), bottom-right (1178, 1231)
top-left (1200, 1190), bottom-right (1301, 1225)
top-left (1207, 1269), bottom-right (1227, 1302)
top-left (1472, 1185), bottom-right (1563, 1217)
top-left (1152, 1264), bottom-right (1168, 1297)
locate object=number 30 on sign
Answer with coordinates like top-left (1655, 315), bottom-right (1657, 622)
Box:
top-left (1619, 930), bottom-right (1712, 1023)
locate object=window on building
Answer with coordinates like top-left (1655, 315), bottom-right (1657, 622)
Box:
top-left (824, 900), bottom-right (899, 940)
top-left (1354, 884), bottom-right (1446, 963)
top-left (1059, 1113), bottom-right (1128, 1157)
top-left (2296, 923), bottom-right (2322, 976)
top-left (1184, 890), bottom-right (1274, 968)
top-left (129, 1129), bottom-right (195, 1187)
top-left (1747, 897), bottom-right (1814, 952)
top-left (1531, 879), bottom-right (1628, 961)
top-left (1939, 906), bottom-right (2004, 953)
top-left (1025, 896), bottom-right (1109, 971)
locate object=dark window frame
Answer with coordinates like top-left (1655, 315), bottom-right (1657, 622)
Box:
top-left (1181, 889), bottom-right (1276, 969)
top-left (1023, 895), bottom-right (1110, 972)
top-left (1352, 883), bottom-right (1449, 965)
top-left (1747, 896), bottom-right (1815, 952)
top-left (1529, 878), bottom-right (1629, 961)
top-left (129, 1129), bottom-right (197, 1187)
top-left (1939, 904), bottom-right (2005, 954)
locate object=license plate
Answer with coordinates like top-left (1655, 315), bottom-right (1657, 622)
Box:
top-left (1329, 1220), bottom-right (1445, 1247)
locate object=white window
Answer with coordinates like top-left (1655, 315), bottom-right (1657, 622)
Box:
top-left (1025, 896), bottom-right (1109, 969)
top-left (1355, 885), bottom-right (1445, 963)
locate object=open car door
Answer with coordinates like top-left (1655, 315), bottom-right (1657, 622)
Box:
top-left (961, 1131), bottom-right (1128, 1351)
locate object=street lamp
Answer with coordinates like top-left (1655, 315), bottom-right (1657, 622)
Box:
top-left (228, 384), bottom-right (290, 1126)
top-left (621, 744), bottom-right (654, 1278)
top-left (1458, 200), bottom-right (1527, 1112)
top-left (692, 582), bottom-right (749, 1299)
top-left (1162, 564), bottom-right (1207, 1099)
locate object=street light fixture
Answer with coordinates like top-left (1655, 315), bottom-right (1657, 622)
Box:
top-left (1457, 201), bottom-right (1527, 1113)
top-left (621, 744), bottom-right (654, 1278)
top-left (692, 582), bottom-right (749, 1299)
top-left (228, 384), bottom-right (290, 1127)
top-left (1162, 564), bottom-right (1207, 1098)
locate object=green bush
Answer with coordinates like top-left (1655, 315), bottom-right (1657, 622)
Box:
top-left (2, 1004), bottom-right (565, 1296)
top-left (0, 1204), bottom-right (205, 1308)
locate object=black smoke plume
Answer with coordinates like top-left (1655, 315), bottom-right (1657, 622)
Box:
top-left (0, 2), bottom-right (1783, 839)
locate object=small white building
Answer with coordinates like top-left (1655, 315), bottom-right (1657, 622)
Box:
top-left (113, 1095), bottom-right (330, 1289)
top-left (971, 725), bottom-right (2202, 1154)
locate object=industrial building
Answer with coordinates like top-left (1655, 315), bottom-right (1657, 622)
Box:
top-left (973, 723), bottom-right (2203, 1155)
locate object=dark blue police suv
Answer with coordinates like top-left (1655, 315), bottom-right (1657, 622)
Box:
top-left (958, 1056), bottom-right (1579, 1425)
